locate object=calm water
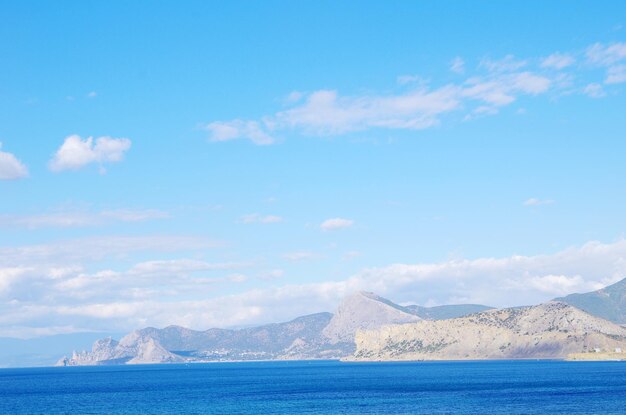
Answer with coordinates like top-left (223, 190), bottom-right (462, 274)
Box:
top-left (1, 360), bottom-right (626, 414)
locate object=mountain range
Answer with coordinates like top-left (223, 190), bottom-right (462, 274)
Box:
top-left (51, 276), bottom-right (626, 366)
top-left (556, 278), bottom-right (626, 324)
top-left (57, 292), bottom-right (490, 366)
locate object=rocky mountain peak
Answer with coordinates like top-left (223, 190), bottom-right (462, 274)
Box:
top-left (322, 291), bottom-right (421, 344)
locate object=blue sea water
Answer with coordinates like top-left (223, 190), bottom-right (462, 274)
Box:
top-left (1, 360), bottom-right (626, 414)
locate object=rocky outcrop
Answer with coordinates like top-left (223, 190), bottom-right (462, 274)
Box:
top-left (57, 336), bottom-right (184, 366)
top-left (351, 302), bottom-right (626, 361)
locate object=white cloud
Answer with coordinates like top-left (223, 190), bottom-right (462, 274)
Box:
top-left (480, 55), bottom-right (527, 72)
top-left (583, 83), bottom-right (606, 98)
top-left (606, 64), bottom-right (626, 84)
top-left (523, 198), bottom-right (554, 207)
top-left (204, 120), bottom-right (274, 145)
top-left (284, 91), bottom-right (304, 104)
top-left (0, 209), bottom-right (168, 229)
top-left (48, 135), bottom-right (131, 172)
top-left (343, 251), bottom-right (362, 260)
top-left (275, 87), bottom-right (460, 135)
top-left (1, 259), bottom-right (249, 305)
top-left (200, 42), bottom-right (626, 145)
top-left (259, 269), bottom-right (285, 280)
top-left (0, 235), bottom-right (221, 266)
top-left (320, 218), bottom-right (354, 231)
top-left (396, 74), bottom-right (428, 85)
top-left (586, 42), bottom-right (626, 85)
top-left (87, 91), bottom-right (97, 98)
top-left (282, 251), bottom-right (317, 262)
top-left (0, 267), bottom-right (32, 295)
top-left (541, 53), bottom-right (575, 69)
top-left (462, 72), bottom-right (551, 110)
top-left (0, 143), bottom-right (28, 180)
top-left (450, 56), bottom-right (465, 74)
top-left (526, 274), bottom-right (587, 296)
top-left (348, 239), bottom-right (626, 308)
top-left (240, 213), bottom-right (283, 224)
top-left (586, 42), bottom-right (626, 66)
top-left (204, 59), bottom-right (556, 144)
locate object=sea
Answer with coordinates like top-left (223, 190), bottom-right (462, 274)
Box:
top-left (1, 360), bottom-right (626, 414)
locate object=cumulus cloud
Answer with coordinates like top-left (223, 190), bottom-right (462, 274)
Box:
top-left (0, 143), bottom-right (28, 180)
top-left (523, 198), bottom-right (554, 207)
top-left (320, 218), bottom-right (354, 231)
top-left (0, 208), bottom-right (168, 229)
top-left (541, 53), bottom-right (575, 69)
top-left (48, 135), bottom-right (131, 172)
top-left (3, 239), bottom-right (626, 337)
top-left (240, 213), bottom-right (283, 224)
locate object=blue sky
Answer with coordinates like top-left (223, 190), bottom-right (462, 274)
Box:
top-left (1, 1), bottom-right (626, 338)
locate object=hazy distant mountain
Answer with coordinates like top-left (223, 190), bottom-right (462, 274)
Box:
top-left (59, 312), bottom-right (345, 365)
top-left (322, 291), bottom-right (421, 344)
top-left (405, 304), bottom-right (494, 320)
top-left (351, 302), bottom-right (626, 361)
top-left (555, 277), bottom-right (626, 324)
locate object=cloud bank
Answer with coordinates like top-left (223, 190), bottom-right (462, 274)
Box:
top-left (2, 238), bottom-right (625, 337)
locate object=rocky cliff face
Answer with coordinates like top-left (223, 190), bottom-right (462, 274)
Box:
top-left (352, 302), bottom-right (626, 361)
top-left (556, 277), bottom-right (626, 324)
top-left (405, 304), bottom-right (493, 320)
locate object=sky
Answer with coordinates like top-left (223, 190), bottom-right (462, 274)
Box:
top-left (1, 1), bottom-right (626, 338)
